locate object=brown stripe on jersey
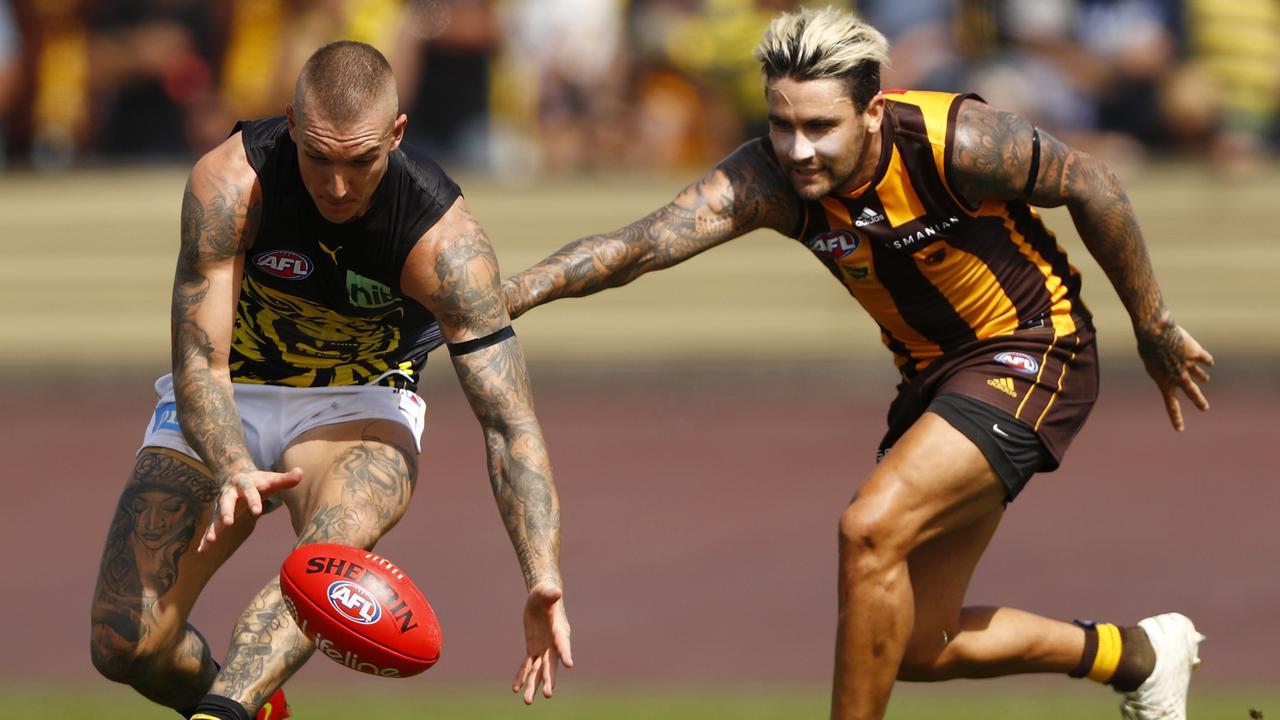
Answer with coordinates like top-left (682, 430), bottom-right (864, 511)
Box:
top-left (1008, 203), bottom-right (1084, 306)
top-left (1005, 203), bottom-right (1089, 332)
top-left (880, 326), bottom-right (924, 380)
top-left (913, 237), bottom-right (1023, 340)
top-left (946, 214), bottom-right (1059, 328)
top-left (824, 195), bottom-right (944, 358)
top-left (889, 104), bottom-right (967, 215)
top-left (866, 106), bottom-right (983, 355)
top-left (869, 232), bottom-right (979, 354)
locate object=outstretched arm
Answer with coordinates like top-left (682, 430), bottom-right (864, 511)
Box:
top-left (172, 136), bottom-right (302, 551)
top-left (502, 139), bottom-right (801, 319)
top-left (950, 99), bottom-right (1213, 430)
top-left (403, 196), bottom-right (571, 703)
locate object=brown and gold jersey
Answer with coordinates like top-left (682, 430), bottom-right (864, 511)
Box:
top-left (781, 90), bottom-right (1090, 380)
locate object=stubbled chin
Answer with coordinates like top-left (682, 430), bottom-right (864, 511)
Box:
top-left (792, 179), bottom-right (829, 201)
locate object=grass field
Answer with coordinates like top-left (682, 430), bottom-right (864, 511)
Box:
top-left (5, 682), bottom-right (1276, 720)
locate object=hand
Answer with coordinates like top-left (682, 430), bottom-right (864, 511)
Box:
top-left (1136, 320), bottom-right (1213, 431)
top-left (198, 467), bottom-right (303, 552)
top-left (512, 581), bottom-right (573, 704)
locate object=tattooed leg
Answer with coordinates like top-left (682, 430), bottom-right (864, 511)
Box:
top-left (90, 448), bottom-right (256, 709)
top-left (210, 420), bottom-right (418, 712)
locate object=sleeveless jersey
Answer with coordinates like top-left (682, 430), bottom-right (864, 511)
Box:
top-left (229, 116), bottom-right (461, 388)
top-left (785, 90), bottom-right (1090, 380)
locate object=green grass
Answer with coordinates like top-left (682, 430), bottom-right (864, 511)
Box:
top-left (4, 682), bottom-right (1274, 719)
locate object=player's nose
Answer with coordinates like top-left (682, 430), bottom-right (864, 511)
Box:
top-left (789, 133), bottom-right (816, 162)
top-left (328, 171), bottom-right (349, 199)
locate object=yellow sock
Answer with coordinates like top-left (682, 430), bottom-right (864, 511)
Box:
top-left (1087, 622), bottom-right (1123, 683)
top-left (1070, 620), bottom-right (1123, 683)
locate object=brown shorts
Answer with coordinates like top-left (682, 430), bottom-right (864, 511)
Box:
top-left (878, 320), bottom-right (1099, 489)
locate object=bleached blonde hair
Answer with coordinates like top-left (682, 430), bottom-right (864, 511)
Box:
top-left (753, 6), bottom-right (890, 110)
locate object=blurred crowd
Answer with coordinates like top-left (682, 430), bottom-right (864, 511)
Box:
top-left (0, 0), bottom-right (1277, 176)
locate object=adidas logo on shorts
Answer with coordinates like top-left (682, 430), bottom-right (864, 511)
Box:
top-left (987, 377), bottom-right (1018, 398)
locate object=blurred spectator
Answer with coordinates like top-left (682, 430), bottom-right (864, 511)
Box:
top-left (396, 0), bottom-right (500, 169)
top-left (959, 0), bottom-right (1178, 163)
top-left (188, 0), bottom-right (426, 155)
top-left (183, 0), bottom-right (290, 155)
top-left (627, 0), bottom-right (793, 170)
top-left (1, 0), bottom-right (1276, 174)
top-left (0, 0), bottom-right (18, 169)
top-left (1181, 0), bottom-right (1280, 174)
top-left (84, 0), bottom-right (220, 161)
top-left (861, 0), bottom-right (987, 93)
top-left (491, 0), bottom-right (629, 176)
top-left (18, 0), bottom-right (91, 170)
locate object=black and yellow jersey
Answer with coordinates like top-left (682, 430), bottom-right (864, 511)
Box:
top-left (229, 117), bottom-right (461, 388)
top-left (783, 90), bottom-right (1090, 380)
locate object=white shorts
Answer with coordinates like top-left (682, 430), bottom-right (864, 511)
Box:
top-left (140, 374), bottom-right (427, 471)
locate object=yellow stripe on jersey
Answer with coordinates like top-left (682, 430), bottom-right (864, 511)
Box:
top-left (988, 204), bottom-right (1080, 336)
top-left (908, 240), bottom-right (1021, 340)
top-left (819, 202), bottom-right (943, 361)
top-left (888, 90), bottom-right (955, 168)
top-left (820, 197), bottom-right (853, 227)
top-left (877, 147), bottom-right (928, 227)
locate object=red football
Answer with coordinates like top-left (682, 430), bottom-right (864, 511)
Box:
top-left (280, 543), bottom-right (442, 678)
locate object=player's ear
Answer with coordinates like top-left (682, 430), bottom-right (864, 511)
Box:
top-left (285, 104), bottom-right (298, 141)
top-left (390, 114), bottom-right (407, 151)
top-left (862, 93), bottom-right (886, 133)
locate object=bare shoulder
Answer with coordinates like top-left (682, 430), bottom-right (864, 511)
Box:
top-left (949, 98), bottom-right (1037, 205)
top-left (401, 196), bottom-right (506, 338)
top-left (951, 97), bottom-right (1098, 209)
top-left (181, 131), bottom-right (261, 259)
top-left (190, 131), bottom-right (258, 192)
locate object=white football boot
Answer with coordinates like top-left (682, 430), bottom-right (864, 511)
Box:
top-left (1119, 613), bottom-right (1205, 719)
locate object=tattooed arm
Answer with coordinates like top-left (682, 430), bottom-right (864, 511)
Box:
top-left (172, 135), bottom-right (302, 551)
top-left (950, 99), bottom-right (1213, 430)
top-left (502, 139), bottom-right (801, 319)
top-left (402, 196), bottom-right (571, 703)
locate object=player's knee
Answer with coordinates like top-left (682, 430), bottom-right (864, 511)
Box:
top-left (89, 620), bottom-right (149, 684)
top-left (89, 605), bottom-right (173, 685)
top-left (837, 501), bottom-right (907, 573)
top-left (298, 502), bottom-right (387, 549)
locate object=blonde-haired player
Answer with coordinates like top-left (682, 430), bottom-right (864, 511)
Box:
top-left (504, 7), bottom-right (1210, 720)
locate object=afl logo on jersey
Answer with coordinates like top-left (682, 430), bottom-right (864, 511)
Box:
top-left (254, 250), bottom-right (313, 280)
top-left (994, 351), bottom-right (1040, 375)
top-left (806, 229), bottom-right (861, 260)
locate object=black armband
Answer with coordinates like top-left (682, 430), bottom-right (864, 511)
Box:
top-left (447, 325), bottom-right (516, 356)
top-left (1023, 127), bottom-right (1041, 196)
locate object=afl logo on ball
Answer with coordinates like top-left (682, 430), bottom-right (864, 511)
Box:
top-left (254, 250), bottom-right (313, 279)
top-left (327, 581), bottom-right (382, 625)
top-left (806, 229), bottom-right (862, 260)
top-left (994, 351), bottom-right (1040, 375)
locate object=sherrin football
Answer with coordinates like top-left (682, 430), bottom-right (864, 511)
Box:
top-left (280, 543), bottom-right (442, 678)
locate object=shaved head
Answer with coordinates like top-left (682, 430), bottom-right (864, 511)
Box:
top-left (294, 40), bottom-right (398, 129)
